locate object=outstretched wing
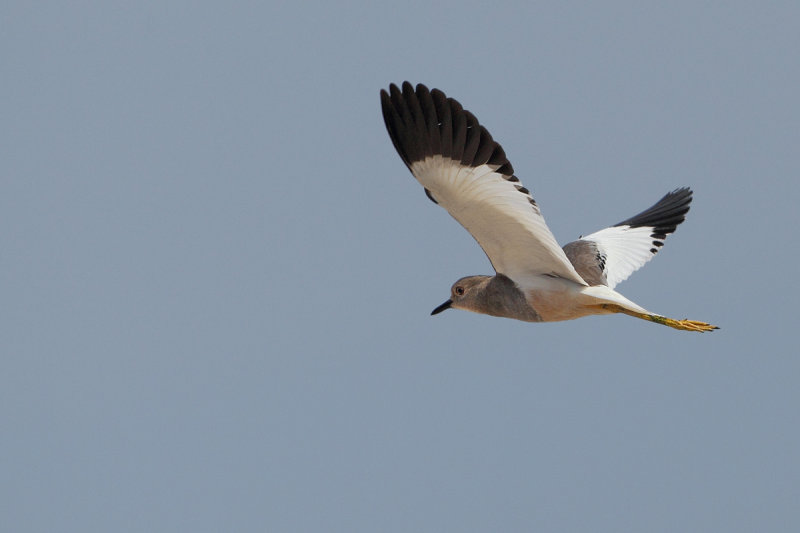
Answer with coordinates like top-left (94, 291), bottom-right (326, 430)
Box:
top-left (380, 82), bottom-right (586, 286)
top-left (562, 188), bottom-right (693, 288)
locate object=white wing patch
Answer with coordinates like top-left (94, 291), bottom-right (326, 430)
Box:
top-left (411, 157), bottom-right (587, 286)
top-left (571, 187), bottom-right (693, 289)
top-left (579, 225), bottom-right (661, 289)
top-left (381, 82), bottom-right (587, 287)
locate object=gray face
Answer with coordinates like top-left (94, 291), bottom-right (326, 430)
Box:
top-left (430, 276), bottom-right (489, 315)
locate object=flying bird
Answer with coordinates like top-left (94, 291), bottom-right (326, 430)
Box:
top-left (380, 82), bottom-right (717, 332)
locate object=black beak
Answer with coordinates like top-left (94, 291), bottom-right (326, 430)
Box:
top-left (431, 299), bottom-right (452, 316)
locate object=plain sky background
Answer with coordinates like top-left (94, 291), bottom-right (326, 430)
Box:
top-left (3, 1), bottom-right (799, 531)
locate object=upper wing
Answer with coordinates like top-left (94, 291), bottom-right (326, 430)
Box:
top-left (380, 82), bottom-right (587, 286)
top-left (562, 188), bottom-right (693, 288)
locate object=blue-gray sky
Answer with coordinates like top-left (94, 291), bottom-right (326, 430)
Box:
top-left (3, 1), bottom-right (798, 531)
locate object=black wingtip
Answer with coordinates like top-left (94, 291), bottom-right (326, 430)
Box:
top-left (380, 82), bottom-right (515, 177)
top-left (615, 187), bottom-right (693, 236)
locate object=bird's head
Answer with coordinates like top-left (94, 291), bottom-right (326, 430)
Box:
top-left (431, 275), bottom-right (491, 316)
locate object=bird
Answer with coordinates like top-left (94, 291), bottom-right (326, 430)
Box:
top-left (380, 82), bottom-right (717, 332)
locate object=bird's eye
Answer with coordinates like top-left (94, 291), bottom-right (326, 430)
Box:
top-left (455, 286), bottom-right (465, 296)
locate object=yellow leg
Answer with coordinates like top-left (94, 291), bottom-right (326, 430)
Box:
top-left (597, 304), bottom-right (719, 333)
